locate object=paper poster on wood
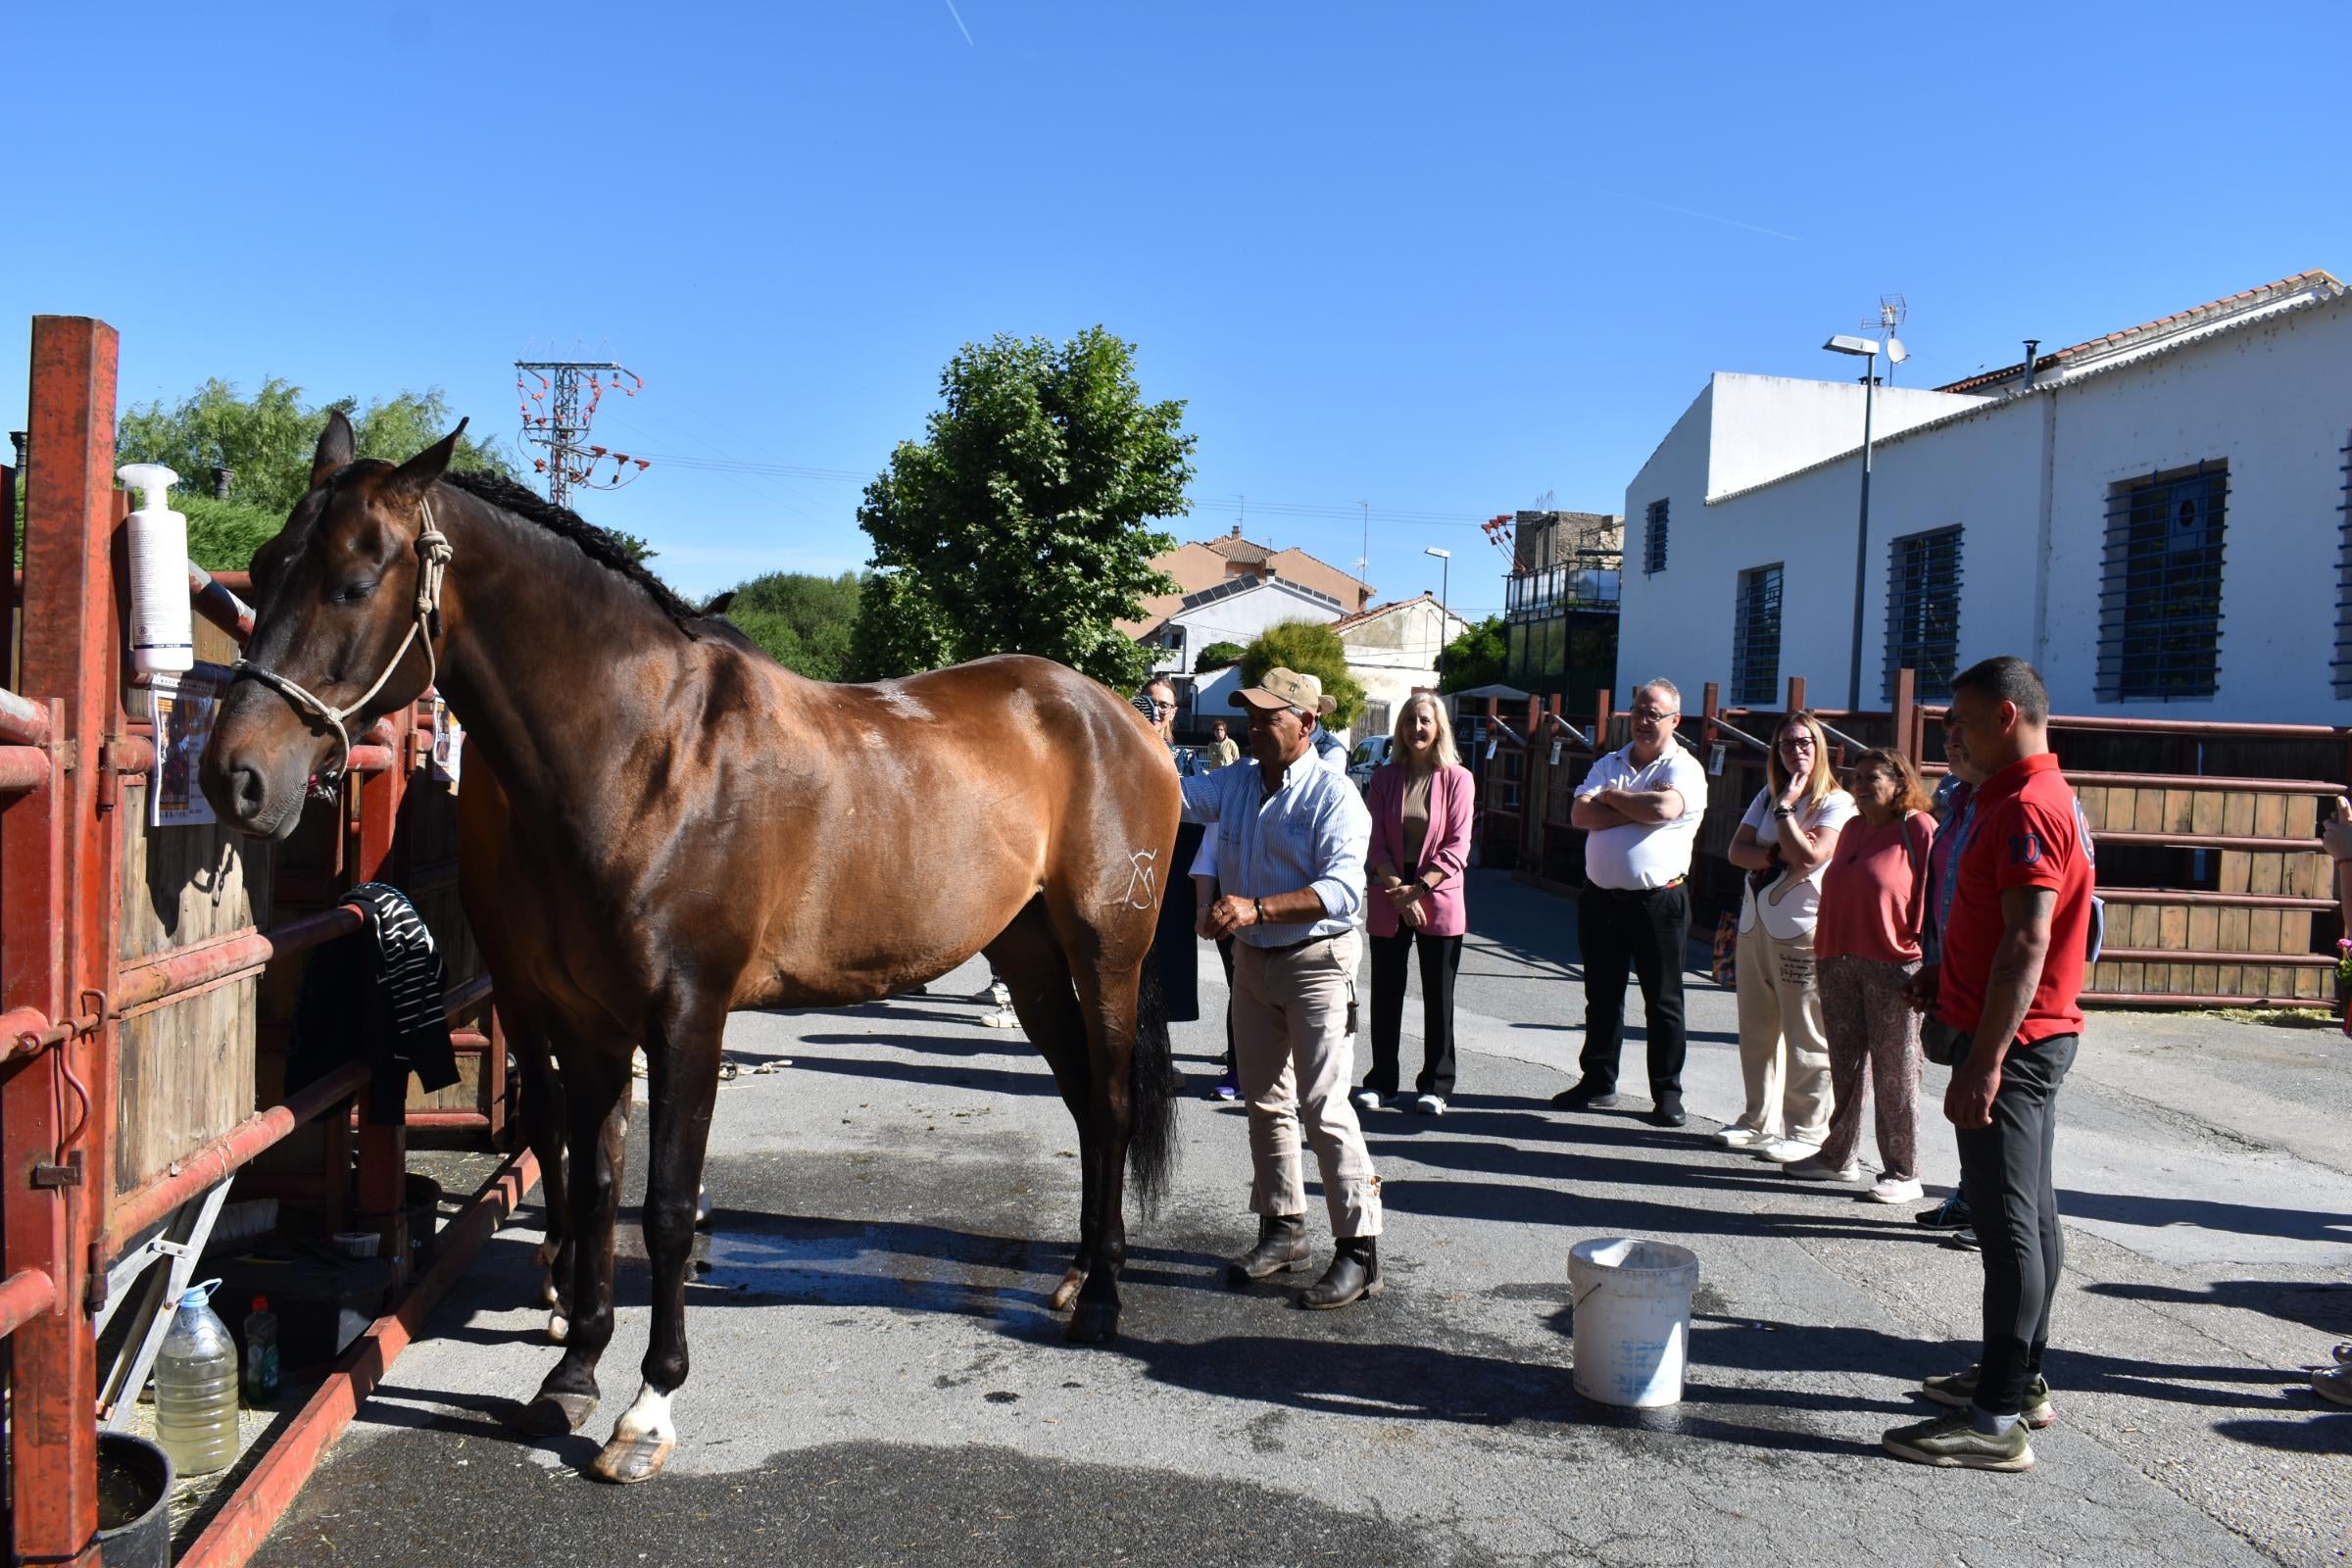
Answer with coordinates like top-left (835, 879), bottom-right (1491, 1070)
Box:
top-left (428, 697), bottom-right (465, 789)
top-left (150, 670), bottom-right (222, 827)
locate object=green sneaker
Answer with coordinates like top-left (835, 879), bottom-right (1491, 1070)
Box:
top-left (1920, 1363), bottom-right (2056, 1429)
top-left (1882, 1410), bottom-right (2035, 1472)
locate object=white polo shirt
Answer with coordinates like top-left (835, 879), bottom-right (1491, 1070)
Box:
top-left (1578, 739), bottom-right (1707, 891)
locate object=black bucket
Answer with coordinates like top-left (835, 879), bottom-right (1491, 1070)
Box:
top-left (95, 1431), bottom-right (173, 1568)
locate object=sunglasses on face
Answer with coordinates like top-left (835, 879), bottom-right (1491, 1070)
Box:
top-left (1631, 708), bottom-right (1676, 724)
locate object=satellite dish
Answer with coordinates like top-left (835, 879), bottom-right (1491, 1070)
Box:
top-left (1886, 336), bottom-right (1909, 365)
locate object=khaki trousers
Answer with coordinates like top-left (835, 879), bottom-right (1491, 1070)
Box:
top-left (1232, 929), bottom-right (1383, 1238)
top-left (1733, 918), bottom-right (1834, 1145)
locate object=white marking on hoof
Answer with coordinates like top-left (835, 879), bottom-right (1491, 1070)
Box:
top-left (547, 1310), bottom-right (569, 1344)
top-left (614, 1382), bottom-right (676, 1446)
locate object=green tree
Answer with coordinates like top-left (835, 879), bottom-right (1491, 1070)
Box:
top-left (1194, 640), bottom-right (1246, 673)
top-left (1439, 614), bottom-right (1507, 693)
top-left (717, 570), bottom-right (863, 681)
top-left (1239, 620), bottom-right (1366, 731)
top-left (848, 326), bottom-right (1192, 688)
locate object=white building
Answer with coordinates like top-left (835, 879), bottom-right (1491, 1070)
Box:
top-left (1139, 573), bottom-right (1349, 725)
top-left (1615, 270), bottom-right (2352, 721)
top-left (1327, 593), bottom-right (1470, 740)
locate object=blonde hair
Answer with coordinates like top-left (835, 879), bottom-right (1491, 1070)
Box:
top-left (1767, 710), bottom-right (1839, 809)
top-left (1392, 691), bottom-right (1461, 770)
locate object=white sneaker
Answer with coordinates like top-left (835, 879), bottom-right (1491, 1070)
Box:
top-left (980, 1006), bottom-right (1022, 1030)
top-left (1868, 1176), bottom-right (1925, 1204)
top-left (1753, 1138), bottom-right (1821, 1164)
top-left (1350, 1088), bottom-right (1383, 1112)
top-left (1413, 1094), bottom-right (1447, 1116)
top-left (1715, 1124), bottom-right (1765, 1148)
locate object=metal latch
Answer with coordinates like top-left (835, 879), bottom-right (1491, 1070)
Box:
top-left (31, 1152), bottom-right (83, 1189)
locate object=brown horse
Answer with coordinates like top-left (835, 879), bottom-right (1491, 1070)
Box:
top-left (200, 414), bottom-right (1181, 1484)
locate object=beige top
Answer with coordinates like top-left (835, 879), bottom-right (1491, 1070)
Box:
top-left (1400, 768), bottom-right (1435, 874)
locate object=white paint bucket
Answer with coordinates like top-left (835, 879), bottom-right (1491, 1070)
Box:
top-left (1569, 1237), bottom-right (1699, 1408)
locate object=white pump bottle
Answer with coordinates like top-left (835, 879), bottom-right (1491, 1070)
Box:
top-left (121, 463), bottom-right (194, 675)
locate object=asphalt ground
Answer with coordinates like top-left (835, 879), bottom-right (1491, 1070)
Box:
top-left (250, 870), bottom-right (2351, 1567)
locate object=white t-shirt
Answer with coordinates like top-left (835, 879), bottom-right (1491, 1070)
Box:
top-left (1578, 741), bottom-right (1708, 891)
top-left (1737, 787), bottom-right (1859, 940)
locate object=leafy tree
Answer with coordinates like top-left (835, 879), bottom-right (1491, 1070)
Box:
top-left (1239, 619), bottom-right (1365, 731)
top-left (1194, 640), bottom-right (1246, 673)
top-left (1440, 614), bottom-right (1507, 693)
top-left (109, 379), bottom-right (667, 568)
top-left (848, 326), bottom-right (1192, 689)
top-left (716, 570), bottom-right (862, 681)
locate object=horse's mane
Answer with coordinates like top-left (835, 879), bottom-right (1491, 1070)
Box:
top-left (442, 468), bottom-right (705, 634)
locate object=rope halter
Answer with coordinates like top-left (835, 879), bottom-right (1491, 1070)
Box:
top-left (232, 496), bottom-right (454, 780)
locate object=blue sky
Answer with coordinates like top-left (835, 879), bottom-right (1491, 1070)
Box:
top-left (5, 2), bottom-right (2348, 612)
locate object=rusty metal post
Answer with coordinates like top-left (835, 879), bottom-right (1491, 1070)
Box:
top-left (1891, 666), bottom-right (1917, 768)
top-left (1700, 681), bottom-right (1721, 759)
top-left (351, 723), bottom-right (412, 1282)
top-left (1786, 674), bottom-right (1806, 715)
top-left (4, 316), bottom-right (124, 1568)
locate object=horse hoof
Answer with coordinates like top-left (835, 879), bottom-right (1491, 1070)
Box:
top-left (540, 1279), bottom-right (561, 1308)
top-left (589, 1434), bottom-right (674, 1485)
top-left (547, 1310), bottom-right (569, 1345)
top-left (515, 1389), bottom-right (598, 1437)
top-left (1048, 1268), bottom-right (1088, 1313)
top-left (1064, 1300), bottom-right (1120, 1344)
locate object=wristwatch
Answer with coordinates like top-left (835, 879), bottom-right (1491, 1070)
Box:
top-left (1772, 805), bottom-right (1794, 819)
top-left (1253, 898), bottom-right (1266, 925)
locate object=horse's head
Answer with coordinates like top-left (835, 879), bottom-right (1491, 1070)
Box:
top-left (200, 411), bottom-right (465, 838)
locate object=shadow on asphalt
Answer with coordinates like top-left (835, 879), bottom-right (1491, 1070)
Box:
top-left (2054, 1190), bottom-right (2352, 1248)
top-left (766, 1049), bottom-right (1064, 1098)
top-left (2080, 1276), bottom-right (2352, 1337)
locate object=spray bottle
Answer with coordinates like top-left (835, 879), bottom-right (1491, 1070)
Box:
top-left (119, 463), bottom-right (193, 675)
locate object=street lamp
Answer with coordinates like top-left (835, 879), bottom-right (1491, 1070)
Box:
top-left (1823, 334), bottom-right (1880, 710)
top-left (1425, 546), bottom-right (1451, 677)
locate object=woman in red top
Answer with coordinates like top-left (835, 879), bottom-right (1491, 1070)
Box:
top-left (1794, 747), bottom-right (1936, 1200)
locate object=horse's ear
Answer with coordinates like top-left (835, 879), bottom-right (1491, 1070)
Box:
top-left (701, 590), bottom-right (736, 617)
top-left (310, 410), bottom-right (356, 491)
top-left (386, 416), bottom-right (468, 499)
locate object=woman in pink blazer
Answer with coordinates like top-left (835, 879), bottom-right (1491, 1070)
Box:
top-left (1352, 693), bottom-right (1477, 1115)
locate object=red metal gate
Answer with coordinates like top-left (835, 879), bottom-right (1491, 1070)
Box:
top-left (2, 317), bottom-right (538, 1565)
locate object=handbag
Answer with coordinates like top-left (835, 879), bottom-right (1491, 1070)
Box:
top-left (1710, 912), bottom-right (1738, 988)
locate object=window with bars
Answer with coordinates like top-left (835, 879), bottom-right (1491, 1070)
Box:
top-left (1732, 564), bottom-right (1783, 705)
top-left (2096, 462), bottom-right (2228, 701)
top-left (1643, 499), bottom-right (1669, 574)
top-left (2336, 435), bottom-right (2352, 698)
top-left (1885, 526), bottom-right (1963, 701)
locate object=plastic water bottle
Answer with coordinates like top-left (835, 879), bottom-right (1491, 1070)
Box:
top-left (241, 1295), bottom-right (280, 1408)
top-left (154, 1281), bottom-right (239, 1476)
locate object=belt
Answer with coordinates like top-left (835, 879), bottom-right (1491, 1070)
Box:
top-left (1253, 933), bottom-right (1335, 956)
top-left (1592, 877), bottom-right (1685, 896)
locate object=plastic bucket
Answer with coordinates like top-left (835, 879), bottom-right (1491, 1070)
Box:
top-left (95, 1431), bottom-right (173, 1568)
top-left (1569, 1237), bottom-right (1699, 1408)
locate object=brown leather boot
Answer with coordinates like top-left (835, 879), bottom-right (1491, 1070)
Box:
top-left (1298, 1236), bottom-right (1383, 1309)
top-left (1226, 1214), bottom-right (1309, 1283)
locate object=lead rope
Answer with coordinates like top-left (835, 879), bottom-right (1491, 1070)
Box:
top-left (232, 497), bottom-right (453, 779)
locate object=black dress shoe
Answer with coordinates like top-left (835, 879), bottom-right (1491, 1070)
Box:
top-left (1549, 1079), bottom-right (1622, 1110)
top-left (1298, 1237), bottom-right (1383, 1309)
top-left (1647, 1095), bottom-right (1688, 1128)
top-left (1227, 1214), bottom-right (1309, 1283)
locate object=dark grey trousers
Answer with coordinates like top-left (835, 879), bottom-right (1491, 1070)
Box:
top-left (1954, 1032), bottom-right (2079, 1416)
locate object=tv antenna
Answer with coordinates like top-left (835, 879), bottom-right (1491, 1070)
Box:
top-left (1865, 295), bottom-right (1910, 383)
top-left (514, 355), bottom-right (650, 507)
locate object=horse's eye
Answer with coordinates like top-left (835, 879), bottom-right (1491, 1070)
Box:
top-left (334, 580), bottom-right (378, 606)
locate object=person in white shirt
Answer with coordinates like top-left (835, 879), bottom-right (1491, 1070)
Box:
top-left (1720, 710), bottom-right (1857, 1162)
top-left (1552, 679), bottom-right (1707, 1127)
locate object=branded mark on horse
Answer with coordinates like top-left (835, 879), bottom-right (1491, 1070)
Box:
top-left (199, 414), bottom-right (1181, 1484)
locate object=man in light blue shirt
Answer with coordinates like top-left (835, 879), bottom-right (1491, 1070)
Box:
top-left (1182, 667), bottom-right (1383, 1309)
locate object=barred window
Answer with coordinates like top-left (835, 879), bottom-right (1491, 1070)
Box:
top-left (2097, 462), bottom-right (2228, 701)
top-left (1643, 499), bottom-right (1669, 575)
top-left (2336, 435), bottom-right (2352, 698)
top-left (1732, 564), bottom-right (1783, 706)
top-left (1885, 526), bottom-right (1963, 701)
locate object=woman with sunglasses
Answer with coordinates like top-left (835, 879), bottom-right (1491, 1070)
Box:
top-left (1721, 711), bottom-right (1856, 1162)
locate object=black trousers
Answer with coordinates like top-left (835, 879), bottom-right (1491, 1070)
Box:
top-left (1363, 928), bottom-right (1463, 1098)
top-left (1575, 882), bottom-right (1690, 1098)
top-left (1216, 934), bottom-right (1237, 1076)
top-left (1954, 1031), bottom-right (2077, 1417)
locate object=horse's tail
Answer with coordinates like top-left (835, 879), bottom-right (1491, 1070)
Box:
top-left (1126, 956), bottom-right (1179, 1209)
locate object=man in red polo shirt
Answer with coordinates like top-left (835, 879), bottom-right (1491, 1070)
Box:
top-left (1886, 656), bottom-right (2092, 1473)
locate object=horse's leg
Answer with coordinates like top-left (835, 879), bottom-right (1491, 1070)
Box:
top-left (521, 1050), bottom-right (629, 1438)
top-left (986, 905), bottom-right (1096, 1312)
top-left (505, 1009), bottom-right (574, 1336)
top-left (591, 998), bottom-right (724, 1485)
top-left (1064, 957), bottom-right (1144, 1345)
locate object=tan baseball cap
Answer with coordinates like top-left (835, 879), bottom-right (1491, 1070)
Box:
top-left (1232, 665), bottom-right (1338, 715)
